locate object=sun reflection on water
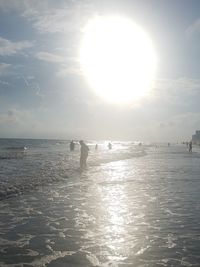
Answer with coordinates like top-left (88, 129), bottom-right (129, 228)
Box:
top-left (76, 158), bottom-right (151, 264)
top-left (99, 161), bottom-right (130, 260)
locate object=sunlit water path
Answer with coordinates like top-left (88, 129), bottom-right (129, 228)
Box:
top-left (0, 140), bottom-right (200, 266)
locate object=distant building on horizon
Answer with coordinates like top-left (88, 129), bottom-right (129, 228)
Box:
top-left (192, 130), bottom-right (200, 144)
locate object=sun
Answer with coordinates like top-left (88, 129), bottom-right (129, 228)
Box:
top-left (80, 15), bottom-right (157, 104)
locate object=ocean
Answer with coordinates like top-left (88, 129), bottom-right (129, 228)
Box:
top-left (0, 138), bottom-right (200, 266)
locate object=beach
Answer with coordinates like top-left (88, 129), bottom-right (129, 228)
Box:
top-left (0, 140), bottom-right (200, 266)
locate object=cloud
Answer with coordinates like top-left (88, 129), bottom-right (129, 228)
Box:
top-left (0, 0), bottom-right (93, 69)
top-left (0, 0), bottom-right (50, 13)
top-left (0, 0), bottom-right (94, 34)
top-left (0, 79), bottom-right (9, 85)
top-left (0, 63), bottom-right (10, 75)
top-left (0, 37), bottom-right (34, 56)
top-left (0, 107), bottom-right (44, 138)
top-left (24, 2), bottom-right (94, 34)
top-left (186, 18), bottom-right (200, 35)
top-left (35, 51), bottom-right (64, 63)
top-left (0, 108), bottom-right (36, 127)
top-left (0, 109), bottom-right (18, 123)
top-left (56, 64), bottom-right (82, 77)
top-left (29, 9), bottom-right (74, 34)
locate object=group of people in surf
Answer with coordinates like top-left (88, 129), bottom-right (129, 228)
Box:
top-left (69, 140), bottom-right (112, 169)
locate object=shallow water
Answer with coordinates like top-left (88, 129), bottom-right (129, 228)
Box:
top-left (0, 140), bottom-right (200, 266)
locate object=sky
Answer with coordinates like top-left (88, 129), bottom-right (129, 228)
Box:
top-left (1, 0), bottom-right (200, 142)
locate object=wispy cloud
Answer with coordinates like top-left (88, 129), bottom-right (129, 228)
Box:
top-left (23, 2), bottom-right (94, 34)
top-left (29, 9), bottom-right (75, 34)
top-left (21, 76), bottom-right (44, 98)
top-left (35, 51), bottom-right (64, 63)
top-left (0, 0), bottom-right (94, 34)
top-left (0, 37), bottom-right (34, 56)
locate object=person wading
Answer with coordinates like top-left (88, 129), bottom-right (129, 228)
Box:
top-left (79, 140), bottom-right (89, 169)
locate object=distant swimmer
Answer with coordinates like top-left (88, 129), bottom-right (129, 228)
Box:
top-left (95, 144), bottom-right (98, 150)
top-left (70, 140), bottom-right (75, 151)
top-left (79, 140), bottom-right (89, 169)
top-left (108, 142), bottom-right (112, 150)
top-left (189, 141), bottom-right (192, 152)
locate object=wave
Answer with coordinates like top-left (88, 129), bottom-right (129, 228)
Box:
top-left (0, 146), bottom-right (28, 160)
top-left (0, 145), bottom-right (147, 201)
top-left (5, 146), bottom-right (27, 150)
top-left (0, 173), bottom-right (68, 201)
top-left (0, 151), bottom-right (27, 160)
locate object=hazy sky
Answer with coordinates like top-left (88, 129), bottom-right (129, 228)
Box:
top-left (1, 0), bottom-right (200, 141)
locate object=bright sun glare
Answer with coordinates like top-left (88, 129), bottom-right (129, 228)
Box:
top-left (80, 15), bottom-right (157, 104)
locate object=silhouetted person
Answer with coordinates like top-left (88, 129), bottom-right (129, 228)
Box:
top-left (108, 142), bottom-right (112, 150)
top-left (79, 140), bottom-right (89, 169)
top-left (189, 141), bottom-right (192, 152)
top-left (95, 144), bottom-right (98, 150)
top-left (70, 140), bottom-right (75, 151)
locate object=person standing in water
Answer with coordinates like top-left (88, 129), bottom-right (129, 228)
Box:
top-left (189, 141), bottom-right (192, 152)
top-left (79, 140), bottom-right (89, 169)
top-left (108, 142), bottom-right (112, 150)
top-left (70, 140), bottom-right (75, 151)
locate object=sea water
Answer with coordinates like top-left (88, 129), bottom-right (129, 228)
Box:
top-left (0, 139), bottom-right (200, 266)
